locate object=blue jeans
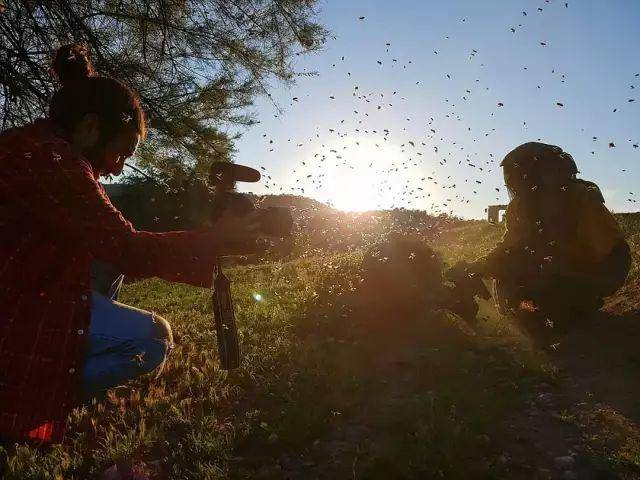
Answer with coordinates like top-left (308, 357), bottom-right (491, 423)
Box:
top-left (78, 289), bottom-right (174, 403)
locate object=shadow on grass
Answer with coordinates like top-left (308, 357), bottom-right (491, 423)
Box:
top-left (229, 277), bottom-right (554, 479)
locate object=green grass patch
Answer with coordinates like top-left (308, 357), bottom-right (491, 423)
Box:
top-left (2, 214), bottom-right (638, 479)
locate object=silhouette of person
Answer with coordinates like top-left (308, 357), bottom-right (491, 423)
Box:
top-left (461, 142), bottom-right (631, 326)
top-left (0, 43), bottom-right (258, 445)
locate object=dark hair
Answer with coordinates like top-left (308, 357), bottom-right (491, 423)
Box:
top-left (49, 43), bottom-right (147, 142)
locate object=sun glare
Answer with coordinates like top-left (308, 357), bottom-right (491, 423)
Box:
top-left (301, 137), bottom-right (422, 212)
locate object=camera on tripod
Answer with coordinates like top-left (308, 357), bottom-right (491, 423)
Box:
top-left (208, 162), bottom-right (293, 370)
top-left (208, 162), bottom-right (293, 237)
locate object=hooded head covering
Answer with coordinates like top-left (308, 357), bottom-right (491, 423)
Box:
top-left (501, 142), bottom-right (578, 199)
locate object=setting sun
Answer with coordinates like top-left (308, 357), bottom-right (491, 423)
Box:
top-left (297, 136), bottom-right (425, 212)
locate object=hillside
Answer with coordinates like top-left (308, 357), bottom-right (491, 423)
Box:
top-left (2, 211), bottom-right (640, 479)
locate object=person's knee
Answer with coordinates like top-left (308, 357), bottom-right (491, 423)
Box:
top-left (151, 313), bottom-right (174, 350)
top-left (142, 313), bottom-right (173, 372)
top-left (137, 337), bottom-right (170, 375)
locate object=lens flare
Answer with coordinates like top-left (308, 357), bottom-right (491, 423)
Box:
top-left (253, 293), bottom-right (263, 302)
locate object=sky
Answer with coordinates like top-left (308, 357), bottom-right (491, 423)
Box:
top-left (229, 0), bottom-right (640, 219)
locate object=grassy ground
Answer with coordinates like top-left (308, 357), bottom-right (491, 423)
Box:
top-left (2, 216), bottom-right (640, 479)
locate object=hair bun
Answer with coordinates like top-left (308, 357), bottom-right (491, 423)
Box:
top-left (52, 43), bottom-right (95, 87)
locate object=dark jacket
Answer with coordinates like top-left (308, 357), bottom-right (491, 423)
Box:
top-left (479, 179), bottom-right (627, 286)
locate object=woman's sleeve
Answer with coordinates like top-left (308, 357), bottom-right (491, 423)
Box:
top-left (12, 155), bottom-right (227, 288)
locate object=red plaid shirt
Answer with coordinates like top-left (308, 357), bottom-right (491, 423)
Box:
top-left (0, 119), bottom-right (223, 444)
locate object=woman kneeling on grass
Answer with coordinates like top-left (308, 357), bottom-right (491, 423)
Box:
top-left (0, 44), bottom-right (259, 445)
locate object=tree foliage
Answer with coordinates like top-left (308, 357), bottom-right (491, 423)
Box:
top-left (0, 0), bottom-right (326, 183)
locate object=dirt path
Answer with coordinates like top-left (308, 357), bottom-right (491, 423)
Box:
top-left (234, 306), bottom-right (640, 479)
top-left (490, 310), bottom-right (640, 480)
